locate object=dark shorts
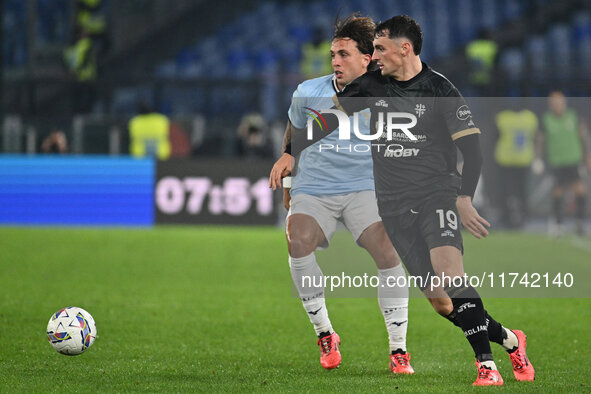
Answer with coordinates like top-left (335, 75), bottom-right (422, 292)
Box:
top-left (552, 165), bottom-right (581, 186)
top-left (382, 194), bottom-right (463, 290)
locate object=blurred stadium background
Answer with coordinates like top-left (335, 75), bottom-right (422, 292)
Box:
top-left (2, 0), bottom-right (591, 227)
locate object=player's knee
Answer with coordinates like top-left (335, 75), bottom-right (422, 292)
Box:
top-left (359, 230), bottom-right (400, 268)
top-left (288, 231), bottom-right (319, 257)
top-left (376, 248), bottom-right (400, 269)
top-left (429, 297), bottom-right (453, 316)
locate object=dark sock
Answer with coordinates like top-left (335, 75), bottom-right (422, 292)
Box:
top-left (391, 349), bottom-right (406, 355)
top-left (484, 310), bottom-right (506, 345)
top-left (445, 309), bottom-right (506, 346)
top-left (318, 331), bottom-right (332, 339)
top-left (477, 353), bottom-right (494, 362)
top-left (445, 285), bottom-right (492, 361)
top-left (553, 195), bottom-right (563, 223)
top-left (444, 310), bottom-right (461, 327)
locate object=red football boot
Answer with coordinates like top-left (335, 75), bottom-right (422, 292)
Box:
top-left (389, 352), bottom-right (415, 374)
top-left (473, 359), bottom-right (504, 386)
top-left (508, 330), bottom-right (535, 381)
top-left (317, 332), bottom-right (341, 369)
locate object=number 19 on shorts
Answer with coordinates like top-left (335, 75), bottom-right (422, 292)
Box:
top-left (436, 209), bottom-right (458, 230)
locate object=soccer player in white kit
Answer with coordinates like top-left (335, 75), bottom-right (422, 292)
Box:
top-left (269, 15), bottom-right (413, 374)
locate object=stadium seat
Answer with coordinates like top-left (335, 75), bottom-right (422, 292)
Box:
top-left (154, 60), bottom-right (177, 79)
top-left (111, 87), bottom-right (155, 115)
top-left (501, 0), bottom-right (523, 20)
top-left (548, 24), bottom-right (573, 74)
top-left (156, 0), bottom-right (528, 83)
top-left (525, 36), bottom-right (548, 76)
top-left (577, 38), bottom-right (591, 68)
top-left (573, 11), bottom-right (591, 41)
top-left (498, 48), bottom-right (525, 82)
top-left (3, 0), bottom-right (28, 68)
top-left (148, 0), bottom-right (539, 120)
top-left (35, 0), bottom-right (71, 45)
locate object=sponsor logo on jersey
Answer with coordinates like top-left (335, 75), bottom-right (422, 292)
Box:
top-left (456, 105), bottom-right (472, 120)
top-left (375, 99), bottom-right (389, 107)
top-left (383, 144), bottom-right (420, 158)
top-left (415, 103), bottom-right (426, 117)
top-left (379, 130), bottom-right (427, 142)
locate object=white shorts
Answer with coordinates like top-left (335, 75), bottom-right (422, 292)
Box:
top-left (286, 190), bottom-right (382, 250)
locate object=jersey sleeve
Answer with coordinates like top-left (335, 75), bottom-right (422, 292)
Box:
top-left (439, 82), bottom-right (481, 141)
top-left (287, 84), bottom-right (308, 129)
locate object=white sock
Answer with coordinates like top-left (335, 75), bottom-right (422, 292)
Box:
top-left (378, 265), bottom-right (409, 352)
top-left (290, 253), bottom-right (332, 336)
top-left (481, 360), bottom-right (498, 370)
top-left (502, 328), bottom-right (518, 351)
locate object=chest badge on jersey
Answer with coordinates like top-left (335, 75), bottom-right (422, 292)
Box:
top-left (415, 103), bottom-right (426, 118)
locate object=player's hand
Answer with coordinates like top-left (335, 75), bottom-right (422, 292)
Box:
top-left (456, 196), bottom-right (490, 239)
top-left (269, 153), bottom-right (295, 190)
top-left (283, 188), bottom-right (291, 210)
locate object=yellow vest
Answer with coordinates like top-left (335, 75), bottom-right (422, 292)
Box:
top-left (129, 113), bottom-right (171, 160)
top-left (63, 37), bottom-right (97, 81)
top-left (78, 0), bottom-right (101, 7)
top-left (466, 39), bottom-right (498, 85)
top-left (300, 41), bottom-right (333, 79)
top-left (494, 110), bottom-right (538, 167)
top-left (77, 10), bottom-right (106, 35)
top-left (75, 0), bottom-right (105, 35)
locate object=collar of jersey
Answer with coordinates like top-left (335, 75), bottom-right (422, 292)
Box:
top-left (331, 74), bottom-right (340, 93)
top-left (390, 62), bottom-right (430, 88)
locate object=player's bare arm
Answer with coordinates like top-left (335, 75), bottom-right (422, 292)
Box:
top-left (283, 187), bottom-right (291, 210)
top-left (281, 117), bottom-right (292, 153)
top-left (269, 152), bottom-right (294, 190)
top-left (269, 120), bottom-right (295, 190)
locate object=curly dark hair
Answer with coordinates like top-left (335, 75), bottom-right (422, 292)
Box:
top-left (333, 13), bottom-right (376, 56)
top-left (375, 15), bottom-right (423, 55)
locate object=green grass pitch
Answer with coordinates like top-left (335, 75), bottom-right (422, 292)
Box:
top-left (0, 226), bottom-right (589, 392)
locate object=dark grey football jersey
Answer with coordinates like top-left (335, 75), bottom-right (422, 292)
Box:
top-left (335, 63), bottom-right (480, 216)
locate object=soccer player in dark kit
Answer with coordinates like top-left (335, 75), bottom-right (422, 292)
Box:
top-left (292, 15), bottom-right (535, 386)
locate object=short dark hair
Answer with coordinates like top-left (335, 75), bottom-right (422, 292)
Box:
top-left (375, 15), bottom-right (423, 55)
top-left (333, 13), bottom-right (376, 56)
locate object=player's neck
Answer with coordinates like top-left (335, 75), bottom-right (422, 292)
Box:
top-left (393, 57), bottom-right (422, 82)
top-left (336, 77), bottom-right (363, 92)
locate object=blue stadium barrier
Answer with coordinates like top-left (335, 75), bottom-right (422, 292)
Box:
top-left (0, 155), bottom-right (155, 226)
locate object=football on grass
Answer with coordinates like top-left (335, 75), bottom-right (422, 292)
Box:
top-left (46, 307), bottom-right (97, 355)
